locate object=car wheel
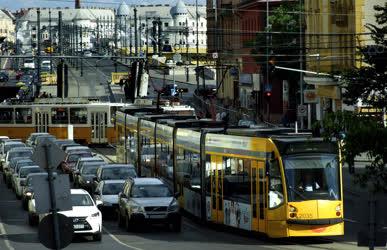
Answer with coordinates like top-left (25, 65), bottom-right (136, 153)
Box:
top-left (28, 213), bottom-right (38, 227)
top-left (117, 211), bottom-right (124, 228)
top-left (171, 219), bottom-right (182, 232)
top-left (92, 232), bottom-right (102, 242)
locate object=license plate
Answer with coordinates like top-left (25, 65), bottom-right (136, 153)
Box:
top-left (74, 224), bottom-right (84, 229)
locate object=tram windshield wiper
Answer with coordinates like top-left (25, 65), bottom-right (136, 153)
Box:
top-left (288, 186), bottom-right (307, 201)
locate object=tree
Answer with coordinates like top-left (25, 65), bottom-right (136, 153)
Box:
top-left (321, 3), bottom-right (387, 193)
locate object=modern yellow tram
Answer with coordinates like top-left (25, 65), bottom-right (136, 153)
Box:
top-left (116, 109), bottom-right (344, 238)
top-left (0, 98), bottom-right (126, 144)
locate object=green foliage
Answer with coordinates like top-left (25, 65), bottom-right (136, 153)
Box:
top-left (320, 110), bottom-right (387, 193)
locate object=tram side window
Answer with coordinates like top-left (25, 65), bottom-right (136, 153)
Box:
top-left (51, 108), bottom-right (68, 124)
top-left (223, 157), bottom-right (251, 203)
top-left (15, 108), bottom-right (32, 124)
top-left (158, 142), bottom-right (173, 180)
top-left (176, 148), bottom-right (201, 191)
top-left (70, 108), bottom-right (87, 124)
top-left (0, 109), bottom-right (13, 124)
top-left (268, 159), bottom-right (284, 209)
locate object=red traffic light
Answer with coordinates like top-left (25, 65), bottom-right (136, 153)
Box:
top-left (265, 91), bottom-right (272, 97)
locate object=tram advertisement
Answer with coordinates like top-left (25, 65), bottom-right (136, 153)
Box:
top-left (224, 200), bottom-right (251, 230)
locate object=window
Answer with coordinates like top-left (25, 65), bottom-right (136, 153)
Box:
top-left (176, 148), bottom-right (201, 191)
top-left (192, 22), bottom-right (194, 26)
top-left (223, 157), bottom-right (251, 202)
top-left (164, 22), bottom-right (169, 27)
top-left (51, 108), bottom-right (68, 124)
top-left (70, 108), bottom-right (87, 124)
top-left (0, 108), bottom-right (13, 124)
top-left (15, 108), bottom-right (32, 124)
top-left (201, 22), bottom-right (203, 27)
top-left (193, 40), bottom-right (195, 44)
top-left (192, 31), bottom-right (195, 35)
top-left (201, 40), bottom-right (203, 44)
top-left (179, 22), bottom-right (181, 26)
top-left (268, 159), bottom-right (284, 209)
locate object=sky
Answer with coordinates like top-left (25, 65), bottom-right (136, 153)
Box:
top-left (1, 0), bottom-right (206, 11)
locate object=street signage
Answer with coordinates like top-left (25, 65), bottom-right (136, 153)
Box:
top-left (297, 104), bottom-right (307, 117)
top-left (32, 138), bottom-right (66, 170)
top-left (39, 213), bottom-right (73, 249)
top-left (304, 89), bottom-right (318, 103)
top-left (31, 174), bottom-right (72, 214)
top-left (212, 52), bottom-right (218, 59)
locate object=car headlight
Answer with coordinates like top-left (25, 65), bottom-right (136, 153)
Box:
top-left (86, 180), bottom-right (90, 184)
top-left (91, 212), bottom-right (100, 217)
top-left (130, 202), bottom-right (145, 213)
top-left (168, 199), bottom-right (179, 212)
top-left (25, 192), bottom-right (32, 197)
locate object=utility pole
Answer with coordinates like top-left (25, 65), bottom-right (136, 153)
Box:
top-left (75, 25), bottom-right (79, 70)
top-left (157, 18), bottom-right (162, 56)
top-left (129, 16), bottom-right (132, 56)
top-left (139, 16), bottom-right (142, 55)
top-left (152, 20), bottom-right (157, 54)
top-left (125, 16), bottom-right (128, 62)
top-left (299, 0), bottom-right (304, 129)
top-left (185, 17), bottom-right (189, 82)
top-left (80, 25), bottom-right (83, 77)
top-left (58, 11), bottom-right (62, 55)
top-left (49, 10), bottom-right (53, 74)
top-left (195, 0), bottom-right (199, 91)
top-left (266, 0), bottom-right (270, 121)
top-left (96, 18), bottom-right (100, 55)
top-left (134, 7), bottom-right (138, 56)
top-left (36, 8), bottom-right (41, 97)
top-left (114, 10), bottom-right (118, 72)
top-left (145, 18), bottom-right (149, 57)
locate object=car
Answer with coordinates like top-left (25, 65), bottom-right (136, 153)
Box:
top-left (93, 164), bottom-right (137, 192)
top-left (0, 136), bottom-right (10, 170)
top-left (165, 59), bottom-right (175, 67)
top-left (1, 141), bottom-right (25, 160)
top-left (117, 178), bottom-right (181, 232)
top-left (93, 180), bottom-right (125, 214)
top-left (10, 159), bottom-right (35, 189)
top-left (0, 72), bottom-right (9, 82)
top-left (3, 147), bottom-right (33, 181)
top-left (26, 133), bottom-right (49, 147)
top-left (54, 139), bottom-right (74, 148)
top-left (65, 146), bottom-right (91, 155)
top-left (83, 51), bottom-right (92, 57)
top-left (60, 143), bottom-right (80, 151)
top-left (60, 151), bottom-right (93, 176)
top-left (35, 189), bottom-right (103, 241)
top-left (22, 172), bottom-right (54, 211)
top-left (4, 157), bottom-right (32, 186)
top-left (23, 58), bottom-right (35, 69)
top-left (73, 157), bottom-right (105, 185)
top-left (14, 166), bottom-right (42, 199)
top-left (33, 134), bottom-right (56, 148)
top-left (76, 162), bottom-right (104, 192)
top-left (41, 60), bottom-right (51, 70)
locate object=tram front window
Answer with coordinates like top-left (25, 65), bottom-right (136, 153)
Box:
top-left (283, 154), bottom-right (340, 202)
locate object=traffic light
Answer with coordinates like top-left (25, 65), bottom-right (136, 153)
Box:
top-left (268, 58), bottom-right (276, 76)
top-left (264, 91), bottom-right (272, 101)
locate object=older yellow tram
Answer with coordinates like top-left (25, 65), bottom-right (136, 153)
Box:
top-left (116, 109), bottom-right (344, 238)
top-left (0, 98), bottom-right (126, 144)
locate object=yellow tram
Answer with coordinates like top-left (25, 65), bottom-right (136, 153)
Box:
top-left (0, 98), bottom-right (126, 144)
top-left (116, 109), bottom-right (344, 238)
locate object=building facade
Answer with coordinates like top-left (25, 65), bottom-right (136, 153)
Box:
top-left (0, 9), bottom-right (15, 44)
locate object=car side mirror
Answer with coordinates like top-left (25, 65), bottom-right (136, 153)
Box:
top-left (96, 200), bottom-right (103, 207)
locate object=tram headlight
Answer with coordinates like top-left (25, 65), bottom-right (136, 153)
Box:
top-left (335, 205), bottom-right (341, 212)
top-left (289, 205), bottom-right (297, 213)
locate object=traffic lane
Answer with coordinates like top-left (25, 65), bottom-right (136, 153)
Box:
top-left (102, 219), bottom-right (276, 250)
top-left (0, 175), bottom-right (129, 250)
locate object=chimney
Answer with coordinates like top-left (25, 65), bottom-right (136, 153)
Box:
top-left (75, 0), bottom-right (81, 9)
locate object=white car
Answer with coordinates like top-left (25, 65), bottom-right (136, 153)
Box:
top-left (34, 189), bottom-right (103, 241)
top-left (41, 60), bottom-right (51, 70)
top-left (26, 133), bottom-right (48, 147)
top-left (23, 58), bottom-right (35, 69)
top-left (93, 180), bottom-right (125, 213)
top-left (83, 51), bottom-right (92, 57)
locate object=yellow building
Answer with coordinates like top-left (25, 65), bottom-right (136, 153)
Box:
top-left (304, 0), bottom-right (357, 120)
top-left (0, 9), bottom-right (15, 44)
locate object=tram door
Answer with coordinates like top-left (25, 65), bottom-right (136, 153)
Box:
top-left (210, 155), bottom-right (224, 224)
top-left (251, 160), bottom-right (267, 233)
top-left (35, 111), bottom-right (49, 133)
top-left (91, 112), bottom-right (108, 143)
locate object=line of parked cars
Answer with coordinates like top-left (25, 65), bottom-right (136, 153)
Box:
top-left (0, 132), bottom-right (182, 243)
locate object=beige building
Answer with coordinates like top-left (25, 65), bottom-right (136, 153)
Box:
top-left (0, 9), bottom-right (15, 43)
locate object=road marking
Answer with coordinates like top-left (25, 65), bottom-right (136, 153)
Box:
top-left (0, 218), bottom-right (15, 250)
top-left (102, 226), bottom-right (144, 250)
top-left (1, 58), bottom-right (9, 70)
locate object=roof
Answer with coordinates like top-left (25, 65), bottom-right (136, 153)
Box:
top-left (102, 179), bottom-right (126, 184)
top-left (171, 0), bottom-right (188, 15)
top-left (103, 164), bottom-right (135, 168)
top-left (133, 178), bottom-right (163, 185)
top-left (117, 1), bottom-right (131, 16)
top-left (71, 189), bottom-right (90, 194)
top-left (73, 8), bottom-right (95, 21)
top-left (0, 10), bottom-right (14, 21)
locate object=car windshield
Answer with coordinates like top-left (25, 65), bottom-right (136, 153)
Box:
top-left (81, 165), bottom-right (99, 175)
top-left (101, 167), bottom-right (136, 180)
top-left (17, 161), bottom-right (34, 169)
top-left (4, 144), bottom-right (25, 152)
top-left (68, 153), bottom-right (92, 163)
top-left (71, 194), bottom-right (94, 206)
top-left (8, 150), bottom-right (32, 160)
top-left (132, 184), bottom-right (172, 198)
top-left (20, 168), bottom-right (41, 178)
top-left (102, 182), bottom-right (124, 195)
top-left (283, 154), bottom-right (340, 202)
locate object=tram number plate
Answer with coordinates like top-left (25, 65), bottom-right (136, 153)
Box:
top-left (74, 224), bottom-right (84, 229)
top-left (297, 213), bottom-right (312, 219)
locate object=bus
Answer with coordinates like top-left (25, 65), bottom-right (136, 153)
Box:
top-left (116, 111), bottom-right (343, 238)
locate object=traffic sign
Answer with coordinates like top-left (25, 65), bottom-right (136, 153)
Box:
top-left (297, 104), bottom-right (307, 117)
top-left (212, 52), bottom-right (218, 59)
top-left (32, 138), bottom-right (66, 170)
top-left (38, 213), bottom-right (73, 249)
top-left (31, 174), bottom-right (72, 214)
